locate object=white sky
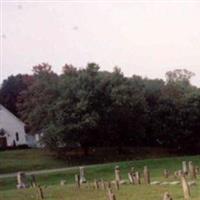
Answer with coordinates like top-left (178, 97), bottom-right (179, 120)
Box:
top-left (1, 0), bottom-right (200, 86)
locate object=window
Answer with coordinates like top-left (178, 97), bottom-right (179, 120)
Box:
top-left (16, 132), bottom-right (19, 141)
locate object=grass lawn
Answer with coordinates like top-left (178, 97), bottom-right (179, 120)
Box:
top-left (0, 183), bottom-right (199, 200)
top-left (0, 149), bottom-right (66, 174)
top-left (0, 155), bottom-right (199, 199)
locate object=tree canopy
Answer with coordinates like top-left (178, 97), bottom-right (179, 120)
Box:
top-left (1, 65), bottom-right (199, 154)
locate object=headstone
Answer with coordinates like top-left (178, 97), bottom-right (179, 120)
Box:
top-left (178, 170), bottom-right (183, 177)
top-left (115, 166), bottom-right (121, 182)
top-left (143, 166), bottom-right (150, 184)
top-left (163, 192), bottom-right (173, 200)
top-left (100, 179), bottom-right (106, 190)
top-left (174, 171), bottom-right (178, 179)
top-left (174, 170), bottom-right (183, 178)
top-left (195, 166), bottom-right (199, 175)
top-left (75, 174), bottom-right (80, 188)
top-left (30, 174), bottom-right (37, 187)
top-left (16, 172), bottom-right (29, 189)
top-left (60, 180), bottom-right (66, 186)
top-left (135, 171), bottom-right (141, 184)
top-left (115, 180), bottom-right (120, 190)
top-left (79, 167), bottom-right (87, 183)
top-left (182, 161), bottom-right (188, 175)
top-left (37, 185), bottom-right (44, 200)
top-left (128, 172), bottom-right (134, 184)
top-left (188, 161), bottom-right (196, 179)
top-left (164, 169), bottom-right (169, 178)
top-left (107, 188), bottom-right (116, 200)
top-left (107, 181), bottom-right (112, 189)
top-left (131, 167), bottom-right (135, 173)
top-left (180, 175), bottom-right (191, 200)
top-left (94, 179), bottom-right (99, 189)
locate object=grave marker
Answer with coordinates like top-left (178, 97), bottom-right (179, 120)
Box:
top-left (143, 166), bottom-right (150, 184)
top-left (80, 167), bottom-right (87, 183)
top-left (181, 175), bottom-right (191, 200)
top-left (163, 192), bottom-right (173, 200)
top-left (115, 166), bottom-right (121, 182)
top-left (16, 172), bottom-right (29, 189)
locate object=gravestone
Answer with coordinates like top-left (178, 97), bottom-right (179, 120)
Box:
top-left (131, 167), bottom-right (135, 173)
top-left (94, 179), bottom-right (99, 189)
top-left (195, 166), bottom-right (199, 175)
top-left (16, 172), bottom-right (29, 189)
top-left (163, 192), bottom-right (173, 200)
top-left (128, 172), bottom-right (134, 184)
top-left (115, 180), bottom-right (120, 190)
top-left (135, 171), bottom-right (141, 184)
top-left (75, 174), bottom-right (80, 188)
top-left (181, 175), bottom-right (191, 200)
top-left (60, 180), bottom-right (66, 186)
top-left (107, 188), bottom-right (116, 200)
top-left (178, 170), bottom-right (183, 177)
top-left (79, 167), bottom-right (87, 183)
top-left (30, 174), bottom-right (37, 187)
top-left (164, 169), bottom-right (169, 178)
top-left (143, 166), bottom-right (150, 184)
top-left (37, 185), bottom-right (44, 200)
top-left (188, 161), bottom-right (196, 179)
top-left (100, 179), bottom-right (106, 190)
top-left (107, 181), bottom-right (112, 189)
top-left (115, 166), bottom-right (121, 182)
top-left (182, 161), bottom-right (188, 175)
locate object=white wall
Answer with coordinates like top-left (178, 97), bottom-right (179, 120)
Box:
top-left (0, 105), bottom-right (27, 146)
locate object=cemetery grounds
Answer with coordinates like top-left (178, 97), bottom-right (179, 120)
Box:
top-left (0, 153), bottom-right (200, 200)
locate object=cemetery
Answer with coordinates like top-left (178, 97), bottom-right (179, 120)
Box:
top-left (1, 2), bottom-right (200, 200)
top-left (0, 155), bottom-right (199, 200)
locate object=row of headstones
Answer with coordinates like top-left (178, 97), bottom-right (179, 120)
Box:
top-left (77, 162), bottom-right (199, 186)
top-left (16, 161), bottom-right (199, 199)
top-left (75, 171), bottom-right (189, 200)
top-left (75, 164), bottom-right (198, 200)
top-left (16, 161), bottom-right (199, 189)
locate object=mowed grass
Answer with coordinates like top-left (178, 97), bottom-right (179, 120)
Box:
top-left (0, 177), bottom-right (200, 200)
top-left (0, 149), bottom-right (66, 174)
top-left (0, 155), bottom-right (200, 199)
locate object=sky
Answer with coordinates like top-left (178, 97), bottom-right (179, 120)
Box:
top-left (1, 0), bottom-right (200, 86)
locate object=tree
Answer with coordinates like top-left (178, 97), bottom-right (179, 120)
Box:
top-left (0, 74), bottom-right (32, 116)
top-left (165, 69), bottom-right (195, 85)
top-left (179, 91), bottom-right (200, 153)
top-left (43, 63), bottom-right (102, 154)
top-left (17, 63), bottom-right (59, 133)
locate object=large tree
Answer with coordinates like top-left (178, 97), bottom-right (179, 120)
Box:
top-left (17, 63), bottom-right (59, 133)
top-left (0, 74), bottom-right (32, 116)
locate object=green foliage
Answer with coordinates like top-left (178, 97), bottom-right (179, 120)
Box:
top-left (1, 64), bottom-right (200, 154)
top-left (0, 74), bottom-right (31, 116)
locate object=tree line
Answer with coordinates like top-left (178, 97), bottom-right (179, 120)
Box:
top-left (0, 63), bottom-right (200, 154)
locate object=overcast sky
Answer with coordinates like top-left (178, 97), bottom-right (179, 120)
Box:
top-left (1, 0), bottom-right (200, 86)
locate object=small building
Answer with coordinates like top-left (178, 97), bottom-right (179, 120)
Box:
top-left (0, 104), bottom-right (37, 148)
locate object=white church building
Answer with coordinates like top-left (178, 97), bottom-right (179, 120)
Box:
top-left (0, 104), bottom-right (37, 148)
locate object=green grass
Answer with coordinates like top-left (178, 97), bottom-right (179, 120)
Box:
top-left (0, 149), bottom-right (66, 174)
top-left (0, 155), bottom-right (200, 199)
top-left (0, 176), bottom-right (199, 200)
